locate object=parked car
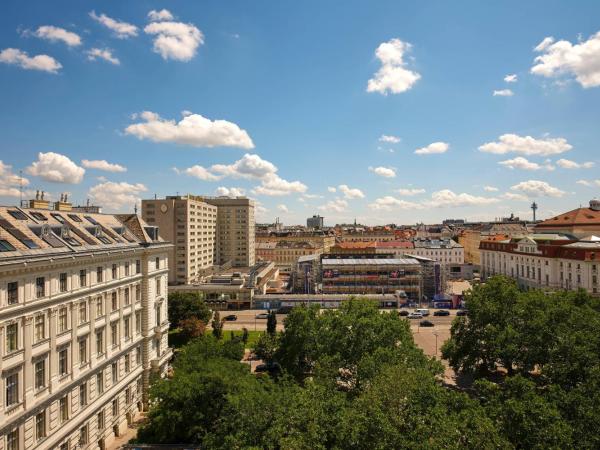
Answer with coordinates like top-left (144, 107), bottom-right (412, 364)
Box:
top-left (433, 310), bottom-right (450, 316)
top-left (223, 314), bottom-right (238, 321)
top-left (255, 362), bottom-right (282, 375)
top-left (415, 308), bottom-right (430, 316)
top-left (276, 306), bottom-right (294, 314)
top-left (456, 310), bottom-right (468, 316)
top-left (419, 320), bottom-right (435, 327)
top-left (399, 310), bottom-right (409, 316)
top-left (407, 312), bottom-right (423, 319)
top-left (255, 313), bottom-right (269, 319)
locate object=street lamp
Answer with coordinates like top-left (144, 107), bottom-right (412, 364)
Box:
top-left (433, 331), bottom-right (439, 358)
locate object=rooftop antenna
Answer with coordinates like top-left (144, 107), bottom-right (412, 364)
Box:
top-left (19, 170), bottom-right (23, 204)
top-left (134, 203), bottom-right (138, 214)
top-left (531, 201), bottom-right (538, 222)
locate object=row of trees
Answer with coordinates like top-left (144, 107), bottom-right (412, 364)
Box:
top-left (140, 280), bottom-right (600, 448)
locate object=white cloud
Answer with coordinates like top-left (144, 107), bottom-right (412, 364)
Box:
top-left (0, 161), bottom-right (30, 197)
top-left (86, 48), bottom-right (120, 65)
top-left (367, 38), bottom-right (420, 95)
top-left (484, 185), bottom-right (499, 192)
top-left (0, 48), bottom-right (62, 73)
top-left (327, 186), bottom-right (337, 193)
top-left (395, 188), bottom-right (425, 196)
top-left (144, 20), bottom-right (203, 61)
top-left (576, 179), bottom-right (600, 188)
top-left (125, 111), bottom-right (254, 149)
top-left (252, 174), bottom-right (307, 196)
top-left (479, 133), bottom-right (572, 156)
top-left (148, 9), bottom-right (174, 22)
top-left (177, 165), bottom-right (220, 181)
top-left (302, 193), bottom-right (323, 199)
top-left (210, 154), bottom-right (275, 179)
top-left (318, 198), bottom-right (348, 213)
top-left (501, 192), bottom-right (529, 201)
top-left (414, 141), bottom-right (449, 155)
top-left (81, 159), bottom-right (126, 173)
top-left (26, 152), bottom-right (85, 184)
top-left (277, 204), bottom-right (289, 213)
top-left (215, 186), bottom-right (245, 197)
top-left (34, 26), bottom-right (81, 47)
top-left (89, 11), bottom-right (138, 39)
top-left (428, 190), bottom-right (499, 207)
top-left (531, 31), bottom-right (600, 88)
top-left (379, 134), bottom-right (401, 144)
top-left (510, 180), bottom-right (565, 198)
top-left (504, 74), bottom-right (518, 83)
top-left (369, 196), bottom-right (421, 211)
top-left (338, 184), bottom-right (365, 199)
top-left (89, 181), bottom-right (147, 210)
top-left (499, 156), bottom-right (554, 171)
top-left (556, 158), bottom-right (594, 169)
top-left (493, 89), bottom-right (514, 96)
top-left (369, 166), bottom-right (396, 178)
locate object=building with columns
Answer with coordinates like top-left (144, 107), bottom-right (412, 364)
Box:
top-left (0, 201), bottom-right (172, 450)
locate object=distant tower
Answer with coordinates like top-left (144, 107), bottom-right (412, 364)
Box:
top-left (531, 201), bottom-right (538, 222)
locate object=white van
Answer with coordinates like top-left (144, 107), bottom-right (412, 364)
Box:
top-left (415, 308), bottom-right (430, 317)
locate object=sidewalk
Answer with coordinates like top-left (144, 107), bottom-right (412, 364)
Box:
top-left (107, 412), bottom-right (147, 450)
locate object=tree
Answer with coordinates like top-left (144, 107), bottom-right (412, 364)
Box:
top-left (254, 332), bottom-right (277, 364)
top-left (266, 309), bottom-right (277, 335)
top-left (241, 327), bottom-right (249, 345)
top-left (168, 291), bottom-right (212, 328)
top-left (179, 317), bottom-right (206, 342)
top-left (211, 310), bottom-right (223, 340)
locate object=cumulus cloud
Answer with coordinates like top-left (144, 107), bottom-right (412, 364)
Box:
top-left (504, 74), bottom-right (518, 83)
top-left (493, 89), bottom-right (514, 96)
top-left (89, 11), bottom-right (138, 39)
top-left (327, 186), bottom-right (337, 193)
top-left (215, 186), bottom-right (245, 197)
top-left (428, 189), bottom-right (499, 207)
top-left (0, 48), bottom-right (62, 73)
top-left (277, 204), bottom-right (289, 213)
top-left (369, 196), bottom-right (421, 211)
top-left (148, 9), bottom-right (174, 22)
top-left (0, 161), bottom-right (30, 197)
top-left (556, 158), bottom-right (594, 169)
top-left (144, 18), bottom-right (203, 61)
top-left (531, 31), bottom-right (600, 88)
top-left (252, 174), bottom-right (307, 196)
top-left (501, 192), bottom-right (529, 201)
top-left (395, 188), bottom-right (425, 196)
top-left (176, 164), bottom-right (221, 181)
top-left (125, 111), bottom-right (254, 149)
top-left (318, 198), bottom-right (348, 213)
top-left (89, 181), bottom-right (147, 210)
top-left (379, 134), bottom-right (401, 144)
top-left (576, 179), bottom-right (600, 188)
top-left (479, 133), bottom-right (572, 156)
top-left (81, 159), bottom-right (126, 173)
top-left (86, 48), bottom-right (120, 65)
top-left (338, 184), bottom-right (365, 199)
top-left (498, 156), bottom-right (554, 171)
top-left (414, 141), bottom-right (449, 155)
top-left (367, 38), bottom-right (420, 95)
top-left (26, 152), bottom-right (85, 184)
top-left (369, 166), bottom-right (396, 178)
top-left (510, 180), bottom-right (565, 198)
top-left (211, 153), bottom-right (275, 179)
top-left (33, 26), bottom-right (81, 47)
top-left (484, 186), bottom-right (499, 192)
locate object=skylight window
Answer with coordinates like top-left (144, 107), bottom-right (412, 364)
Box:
top-left (8, 210), bottom-right (29, 221)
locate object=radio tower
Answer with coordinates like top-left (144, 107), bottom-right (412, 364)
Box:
top-left (531, 201), bottom-right (538, 222)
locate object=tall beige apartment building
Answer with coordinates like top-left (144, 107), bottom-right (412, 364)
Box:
top-left (142, 195), bottom-right (255, 285)
top-left (142, 196), bottom-right (217, 285)
top-left (202, 196), bottom-right (255, 269)
top-left (0, 199), bottom-right (172, 450)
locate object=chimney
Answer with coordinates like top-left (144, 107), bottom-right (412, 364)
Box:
top-left (54, 192), bottom-right (73, 212)
top-left (29, 190), bottom-right (51, 210)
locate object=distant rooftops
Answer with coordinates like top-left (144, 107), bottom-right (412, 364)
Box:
top-left (322, 258), bottom-right (420, 266)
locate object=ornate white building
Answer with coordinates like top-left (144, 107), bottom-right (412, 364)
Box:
top-left (0, 200), bottom-right (172, 450)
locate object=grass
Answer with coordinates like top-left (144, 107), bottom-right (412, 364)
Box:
top-left (222, 330), bottom-right (265, 348)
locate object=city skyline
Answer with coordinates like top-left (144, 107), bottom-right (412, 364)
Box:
top-left (1, 1), bottom-right (600, 225)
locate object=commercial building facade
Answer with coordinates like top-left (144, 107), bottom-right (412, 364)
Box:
top-left (0, 202), bottom-right (172, 450)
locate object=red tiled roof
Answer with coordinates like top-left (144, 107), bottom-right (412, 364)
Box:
top-left (376, 240), bottom-right (414, 249)
top-left (536, 207), bottom-right (600, 228)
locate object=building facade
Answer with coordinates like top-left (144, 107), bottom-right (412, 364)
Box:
top-left (533, 200), bottom-right (600, 238)
top-left (480, 234), bottom-right (600, 296)
top-left (142, 196), bottom-right (217, 285)
top-left (306, 215), bottom-right (324, 229)
top-left (0, 203), bottom-right (172, 450)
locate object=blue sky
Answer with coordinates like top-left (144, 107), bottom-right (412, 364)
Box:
top-left (1, 0), bottom-right (599, 225)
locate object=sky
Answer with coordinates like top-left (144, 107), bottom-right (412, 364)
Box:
top-left (1, 0), bottom-right (599, 226)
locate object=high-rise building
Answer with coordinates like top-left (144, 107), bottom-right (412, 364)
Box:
top-left (203, 196), bottom-right (255, 268)
top-left (307, 215), bottom-right (324, 229)
top-left (142, 195), bottom-right (255, 284)
top-left (142, 196), bottom-right (217, 285)
top-left (0, 201), bottom-right (172, 450)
